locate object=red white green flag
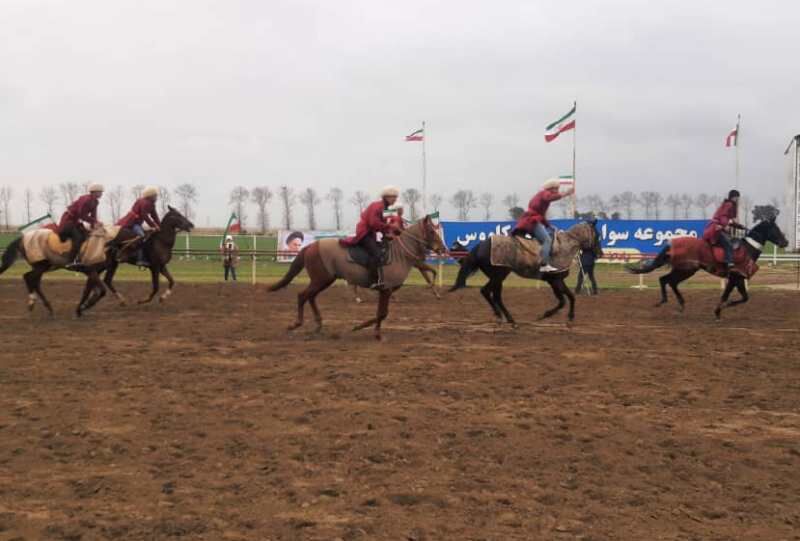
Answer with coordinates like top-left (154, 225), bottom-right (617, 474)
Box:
top-left (544, 104), bottom-right (576, 142)
top-left (405, 127), bottom-right (424, 142)
top-left (725, 116), bottom-right (739, 147)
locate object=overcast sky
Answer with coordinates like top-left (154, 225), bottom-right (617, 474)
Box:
top-left (1, 0), bottom-right (798, 228)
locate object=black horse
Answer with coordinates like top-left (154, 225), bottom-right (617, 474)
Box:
top-left (627, 217), bottom-right (788, 319)
top-left (449, 221), bottom-right (602, 326)
top-left (101, 206), bottom-right (195, 306)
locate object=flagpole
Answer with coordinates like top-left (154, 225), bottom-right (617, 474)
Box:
top-left (422, 120), bottom-right (428, 213)
top-left (735, 114), bottom-right (740, 190)
top-left (571, 100), bottom-right (577, 217)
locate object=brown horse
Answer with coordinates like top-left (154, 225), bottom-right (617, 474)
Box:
top-left (269, 215), bottom-right (446, 339)
top-left (352, 261), bottom-right (441, 303)
top-left (627, 217), bottom-right (788, 318)
top-left (101, 207), bottom-right (195, 306)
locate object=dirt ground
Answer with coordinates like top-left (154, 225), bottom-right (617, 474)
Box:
top-left (0, 279), bottom-right (798, 541)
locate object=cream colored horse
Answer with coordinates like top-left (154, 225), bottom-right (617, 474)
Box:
top-left (269, 215), bottom-right (446, 339)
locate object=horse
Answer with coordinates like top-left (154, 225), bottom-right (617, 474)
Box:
top-left (268, 215), bottom-right (446, 340)
top-left (101, 206), bottom-right (195, 306)
top-left (626, 217), bottom-right (788, 319)
top-left (351, 261), bottom-right (441, 303)
top-left (0, 224), bottom-right (117, 317)
top-left (449, 221), bottom-right (602, 326)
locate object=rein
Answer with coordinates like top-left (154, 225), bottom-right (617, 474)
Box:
top-left (394, 227), bottom-right (428, 263)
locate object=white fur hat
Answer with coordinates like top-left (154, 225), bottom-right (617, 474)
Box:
top-left (87, 183), bottom-right (104, 193)
top-left (381, 185), bottom-right (400, 197)
top-left (541, 178), bottom-right (560, 190)
top-left (142, 186), bottom-right (158, 198)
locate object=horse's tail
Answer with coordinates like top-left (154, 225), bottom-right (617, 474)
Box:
top-left (449, 243), bottom-right (481, 292)
top-left (268, 247), bottom-right (306, 291)
top-left (0, 237), bottom-right (22, 275)
top-left (626, 245), bottom-right (670, 274)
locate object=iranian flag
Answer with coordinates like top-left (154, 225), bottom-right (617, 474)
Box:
top-left (405, 127), bottom-right (424, 142)
top-left (725, 118), bottom-right (739, 147)
top-left (221, 212), bottom-right (240, 243)
top-left (558, 175), bottom-right (574, 185)
top-left (544, 104), bottom-right (576, 142)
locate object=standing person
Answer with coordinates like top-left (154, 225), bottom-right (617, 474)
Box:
top-left (57, 183), bottom-right (104, 269)
top-left (340, 185), bottom-right (400, 289)
top-left (221, 235), bottom-right (240, 281)
top-left (512, 179), bottom-right (574, 272)
top-left (702, 189), bottom-right (742, 269)
top-left (117, 186), bottom-right (160, 266)
top-left (575, 248), bottom-right (600, 295)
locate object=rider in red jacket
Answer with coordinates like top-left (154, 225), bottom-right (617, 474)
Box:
top-left (57, 183), bottom-right (104, 268)
top-left (117, 186), bottom-right (160, 266)
top-left (702, 189), bottom-right (742, 268)
top-left (341, 186), bottom-right (399, 288)
top-left (512, 179), bottom-right (574, 272)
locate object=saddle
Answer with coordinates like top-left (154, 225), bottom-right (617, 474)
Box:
top-left (711, 242), bottom-right (747, 266)
top-left (114, 230), bottom-right (155, 262)
top-left (346, 243), bottom-right (390, 267)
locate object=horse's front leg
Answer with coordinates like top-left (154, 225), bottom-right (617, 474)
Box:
top-left (139, 266), bottom-right (160, 304)
top-left (420, 264), bottom-right (441, 299)
top-left (373, 289), bottom-right (392, 340)
top-left (159, 266), bottom-right (175, 303)
top-left (104, 261), bottom-right (126, 306)
top-left (715, 275), bottom-right (748, 319)
top-left (76, 273), bottom-right (96, 317)
top-left (539, 278), bottom-right (566, 320)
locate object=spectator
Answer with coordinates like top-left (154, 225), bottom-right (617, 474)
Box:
top-left (575, 246), bottom-right (599, 295)
top-left (221, 235), bottom-right (239, 281)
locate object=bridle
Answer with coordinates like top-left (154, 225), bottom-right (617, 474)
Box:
top-left (394, 220), bottom-right (439, 263)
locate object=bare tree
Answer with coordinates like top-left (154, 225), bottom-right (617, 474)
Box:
top-left (694, 193), bottom-right (715, 219)
top-left (326, 187), bottom-right (344, 230)
top-left (450, 190), bottom-right (477, 221)
top-left (107, 185), bottom-right (125, 223)
top-left (639, 191), bottom-right (662, 219)
top-left (0, 187), bottom-right (12, 229)
top-left (429, 193), bottom-right (443, 211)
top-left (251, 186), bottom-right (273, 233)
top-left (279, 186), bottom-right (296, 229)
top-left (229, 186), bottom-right (250, 228)
top-left (665, 194), bottom-right (681, 219)
top-left (350, 190), bottom-right (369, 215)
top-left (478, 193), bottom-right (494, 220)
top-left (611, 191), bottom-right (638, 219)
top-left (583, 194), bottom-right (606, 217)
top-left (680, 194), bottom-right (693, 219)
top-left (299, 188), bottom-right (320, 230)
top-left (131, 184), bottom-right (144, 200)
top-left (158, 186), bottom-right (171, 215)
top-left (174, 183), bottom-right (198, 219)
top-left (23, 188), bottom-right (33, 224)
top-left (59, 182), bottom-right (80, 208)
top-left (40, 186), bottom-right (58, 216)
top-left (401, 188), bottom-right (422, 221)
top-left (502, 193), bottom-right (520, 210)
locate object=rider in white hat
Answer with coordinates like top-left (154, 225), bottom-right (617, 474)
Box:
top-left (117, 185), bottom-right (161, 266)
top-left (512, 178), bottom-right (574, 273)
top-left (340, 185), bottom-right (400, 288)
top-left (58, 183), bottom-right (104, 269)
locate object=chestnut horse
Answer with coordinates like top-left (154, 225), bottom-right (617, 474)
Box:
top-left (626, 217), bottom-right (788, 318)
top-left (268, 215), bottom-right (446, 339)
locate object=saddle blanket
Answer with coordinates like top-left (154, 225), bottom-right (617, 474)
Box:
top-left (22, 225), bottom-right (120, 265)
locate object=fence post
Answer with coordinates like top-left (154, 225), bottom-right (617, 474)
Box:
top-left (252, 234), bottom-right (257, 285)
top-left (185, 233), bottom-right (190, 258)
top-left (773, 244), bottom-right (777, 266)
top-left (438, 255), bottom-right (443, 289)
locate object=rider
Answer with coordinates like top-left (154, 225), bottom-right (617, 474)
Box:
top-left (57, 183), bottom-right (104, 269)
top-left (117, 186), bottom-right (160, 266)
top-left (341, 185), bottom-right (400, 289)
top-left (703, 189), bottom-right (742, 269)
top-left (512, 179), bottom-right (575, 272)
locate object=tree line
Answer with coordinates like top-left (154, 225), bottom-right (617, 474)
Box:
top-left (0, 183), bottom-right (782, 232)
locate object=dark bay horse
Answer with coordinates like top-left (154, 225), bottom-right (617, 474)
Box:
top-left (101, 207), bottom-right (194, 306)
top-left (449, 222), bottom-right (601, 326)
top-left (626, 217), bottom-right (788, 318)
top-left (268, 215), bottom-right (446, 340)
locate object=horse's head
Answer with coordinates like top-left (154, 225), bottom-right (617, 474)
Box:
top-left (415, 214), bottom-right (447, 255)
top-left (164, 205), bottom-right (195, 232)
top-left (750, 215), bottom-right (788, 249)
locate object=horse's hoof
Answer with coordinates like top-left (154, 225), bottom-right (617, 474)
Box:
top-left (374, 333), bottom-right (383, 341)
top-left (354, 298), bottom-right (363, 304)
top-left (568, 314), bottom-right (575, 322)
top-left (287, 323), bottom-right (301, 331)
top-left (510, 322), bottom-right (519, 330)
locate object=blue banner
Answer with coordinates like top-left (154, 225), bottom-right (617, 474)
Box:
top-left (442, 219), bottom-right (706, 254)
